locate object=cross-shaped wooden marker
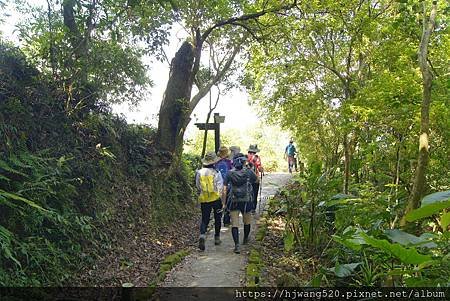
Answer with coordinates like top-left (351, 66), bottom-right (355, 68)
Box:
top-left (195, 113), bottom-right (225, 153)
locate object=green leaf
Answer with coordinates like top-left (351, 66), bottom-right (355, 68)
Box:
top-left (0, 173), bottom-right (10, 182)
top-left (384, 229), bottom-right (437, 248)
top-left (0, 189), bottom-right (49, 212)
top-left (310, 273), bottom-right (324, 287)
top-left (405, 200), bottom-right (450, 222)
top-left (284, 229), bottom-right (295, 252)
top-left (0, 160), bottom-right (28, 177)
top-left (441, 212), bottom-right (450, 231)
top-left (328, 262), bottom-right (361, 278)
top-left (332, 235), bottom-right (365, 251)
top-left (421, 190), bottom-right (450, 206)
top-left (360, 232), bottom-right (432, 265)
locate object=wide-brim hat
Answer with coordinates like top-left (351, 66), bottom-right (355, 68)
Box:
top-left (202, 151), bottom-right (220, 165)
top-left (229, 145), bottom-right (241, 153)
top-left (217, 146), bottom-right (230, 158)
top-left (247, 144), bottom-right (260, 153)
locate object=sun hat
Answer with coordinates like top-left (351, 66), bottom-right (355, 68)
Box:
top-left (247, 144), bottom-right (260, 153)
top-left (202, 151), bottom-right (220, 165)
top-left (229, 145), bottom-right (241, 154)
top-left (217, 146), bottom-right (230, 158)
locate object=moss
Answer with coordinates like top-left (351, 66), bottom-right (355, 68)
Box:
top-left (158, 263), bottom-right (172, 274)
top-left (248, 249), bottom-right (262, 265)
top-left (162, 249), bottom-right (189, 265)
top-left (153, 249), bottom-right (190, 285)
top-left (134, 249), bottom-right (190, 300)
top-left (255, 224), bottom-right (267, 242)
top-left (246, 262), bottom-right (263, 287)
top-left (246, 249), bottom-right (264, 287)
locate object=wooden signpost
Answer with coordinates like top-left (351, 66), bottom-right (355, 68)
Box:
top-left (195, 113), bottom-right (225, 153)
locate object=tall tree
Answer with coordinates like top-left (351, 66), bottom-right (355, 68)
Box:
top-left (401, 0), bottom-right (438, 226)
top-left (15, 0), bottom-right (163, 113)
top-left (154, 0), bottom-right (297, 158)
top-left (246, 0), bottom-right (390, 192)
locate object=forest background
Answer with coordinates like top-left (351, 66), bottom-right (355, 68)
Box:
top-left (0, 0), bottom-right (449, 288)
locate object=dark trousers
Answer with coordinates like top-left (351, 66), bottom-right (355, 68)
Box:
top-left (200, 199), bottom-right (222, 236)
top-left (223, 186), bottom-right (231, 225)
top-left (252, 182), bottom-right (260, 210)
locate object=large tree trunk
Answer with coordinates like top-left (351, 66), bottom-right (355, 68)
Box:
top-left (400, 1), bottom-right (437, 227)
top-left (155, 42), bottom-right (195, 156)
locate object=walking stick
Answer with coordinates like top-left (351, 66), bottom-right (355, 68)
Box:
top-left (258, 172), bottom-right (263, 214)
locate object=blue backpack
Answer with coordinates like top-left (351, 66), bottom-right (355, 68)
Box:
top-left (215, 159), bottom-right (231, 179)
top-left (286, 144), bottom-right (296, 156)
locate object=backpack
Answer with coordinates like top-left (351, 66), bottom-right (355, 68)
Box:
top-left (228, 169), bottom-right (253, 203)
top-left (215, 158), bottom-right (232, 180)
top-left (286, 144), bottom-right (296, 156)
top-left (197, 168), bottom-right (221, 203)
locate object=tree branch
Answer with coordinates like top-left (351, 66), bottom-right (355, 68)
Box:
top-left (200, 1), bottom-right (297, 42)
top-left (189, 38), bottom-right (244, 114)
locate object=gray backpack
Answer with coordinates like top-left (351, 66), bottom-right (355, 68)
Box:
top-left (228, 169), bottom-right (253, 203)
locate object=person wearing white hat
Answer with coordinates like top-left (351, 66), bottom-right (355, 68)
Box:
top-left (195, 151), bottom-right (225, 251)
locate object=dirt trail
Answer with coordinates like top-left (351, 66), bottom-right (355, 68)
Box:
top-left (162, 173), bottom-right (291, 287)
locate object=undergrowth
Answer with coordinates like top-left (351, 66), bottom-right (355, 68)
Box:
top-left (262, 162), bottom-right (449, 287)
top-left (0, 41), bottom-right (199, 285)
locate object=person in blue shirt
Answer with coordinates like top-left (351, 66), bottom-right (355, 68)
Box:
top-left (284, 139), bottom-right (297, 173)
top-left (215, 146), bottom-right (233, 226)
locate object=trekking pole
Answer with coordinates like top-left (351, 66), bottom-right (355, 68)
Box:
top-left (258, 172), bottom-right (263, 214)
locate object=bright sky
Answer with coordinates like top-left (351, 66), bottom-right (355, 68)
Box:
top-left (1, 1), bottom-right (260, 140)
top-left (111, 25), bottom-right (260, 139)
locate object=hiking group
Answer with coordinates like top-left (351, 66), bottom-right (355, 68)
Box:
top-left (195, 144), bottom-right (263, 254)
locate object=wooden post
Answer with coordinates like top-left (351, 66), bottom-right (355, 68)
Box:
top-left (195, 113), bottom-right (225, 155)
top-left (214, 113), bottom-right (220, 153)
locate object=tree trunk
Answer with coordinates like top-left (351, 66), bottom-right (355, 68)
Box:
top-left (343, 134), bottom-right (350, 194)
top-left (400, 1), bottom-right (437, 227)
top-left (155, 41), bottom-right (195, 156)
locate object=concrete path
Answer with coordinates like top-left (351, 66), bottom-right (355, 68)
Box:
top-left (162, 173), bottom-right (291, 288)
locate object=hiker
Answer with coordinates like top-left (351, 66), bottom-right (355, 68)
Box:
top-left (229, 145), bottom-right (241, 160)
top-left (223, 153), bottom-right (257, 254)
top-left (215, 146), bottom-right (233, 227)
top-left (195, 151), bottom-right (225, 251)
top-left (247, 144), bottom-right (264, 213)
top-left (284, 139), bottom-right (297, 173)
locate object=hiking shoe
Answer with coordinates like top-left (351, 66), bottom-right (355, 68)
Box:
top-left (234, 244), bottom-right (240, 254)
top-left (243, 237), bottom-right (249, 245)
top-left (214, 236), bottom-right (221, 245)
top-left (198, 236), bottom-right (205, 251)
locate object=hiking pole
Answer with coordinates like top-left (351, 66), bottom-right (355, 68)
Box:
top-left (258, 172), bottom-right (263, 214)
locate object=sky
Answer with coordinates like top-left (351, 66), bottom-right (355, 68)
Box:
top-left (109, 28), bottom-right (261, 138)
top-left (111, 25), bottom-right (260, 140)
